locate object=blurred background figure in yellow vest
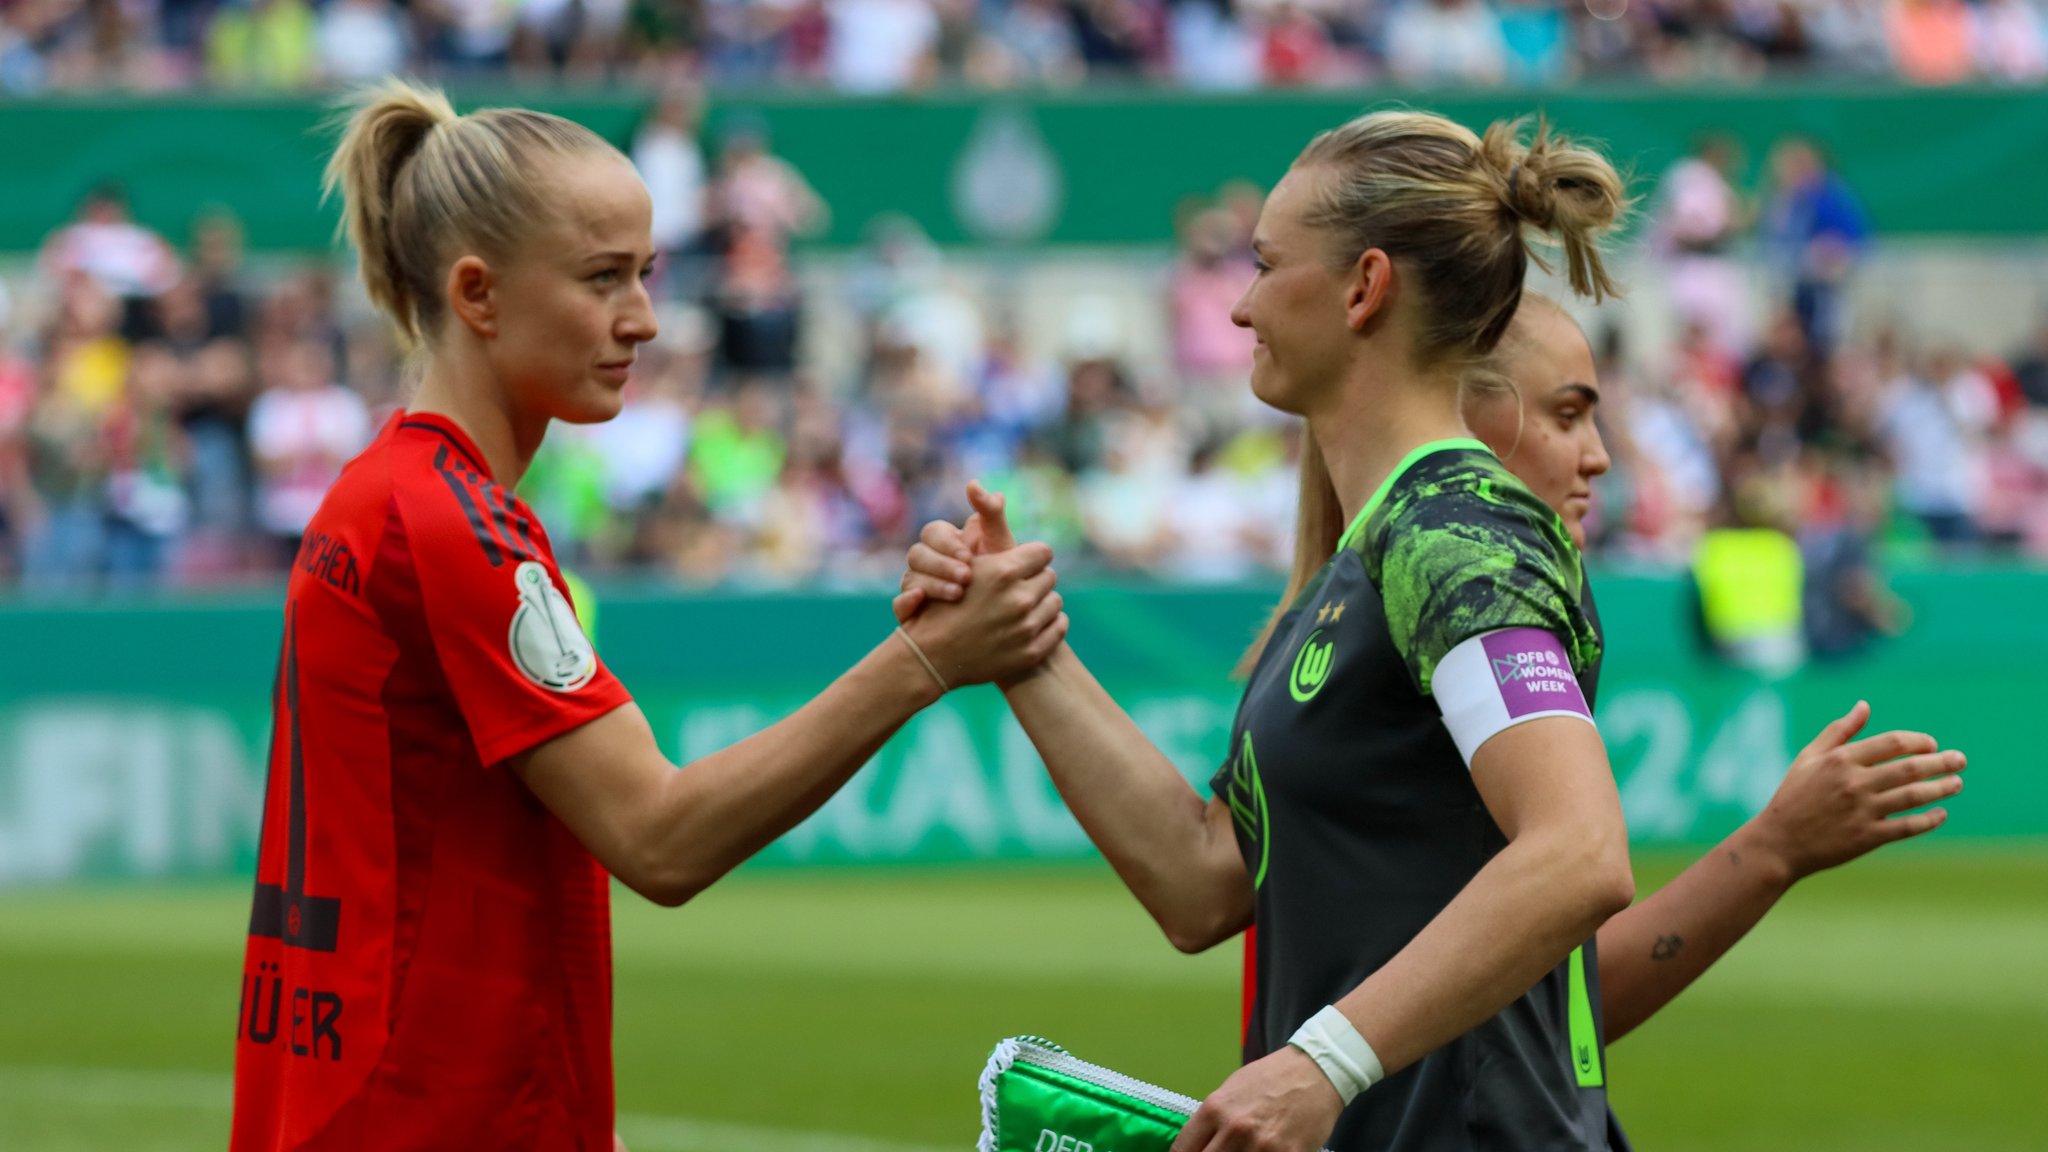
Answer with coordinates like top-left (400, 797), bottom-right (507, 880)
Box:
top-left (1691, 472), bottom-right (1806, 677)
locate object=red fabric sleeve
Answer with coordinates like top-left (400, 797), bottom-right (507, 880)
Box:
top-left (399, 480), bottom-right (632, 767)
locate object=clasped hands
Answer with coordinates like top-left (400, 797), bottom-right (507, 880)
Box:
top-left (890, 481), bottom-right (1068, 690)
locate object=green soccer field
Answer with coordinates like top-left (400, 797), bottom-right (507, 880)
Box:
top-left (1, 847), bottom-right (2043, 1152)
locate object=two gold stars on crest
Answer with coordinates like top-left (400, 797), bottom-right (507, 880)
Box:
top-left (1315, 601), bottom-right (1347, 625)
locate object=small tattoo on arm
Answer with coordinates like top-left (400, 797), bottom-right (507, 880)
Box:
top-left (1728, 849), bottom-right (1743, 867)
top-left (1651, 934), bottom-right (1684, 961)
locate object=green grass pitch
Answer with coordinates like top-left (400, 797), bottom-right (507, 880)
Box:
top-left (0, 848), bottom-right (2043, 1151)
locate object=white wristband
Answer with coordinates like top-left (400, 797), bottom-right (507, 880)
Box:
top-left (1287, 1005), bottom-right (1384, 1105)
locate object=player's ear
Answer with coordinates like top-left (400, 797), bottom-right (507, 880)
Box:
top-left (447, 255), bottom-right (498, 338)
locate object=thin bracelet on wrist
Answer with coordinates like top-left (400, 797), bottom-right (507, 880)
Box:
top-left (894, 625), bottom-right (949, 693)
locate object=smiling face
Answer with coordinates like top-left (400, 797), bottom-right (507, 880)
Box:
top-left (476, 152), bottom-right (660, 425)
top-left (1463, 301), bottom-right (1611, 548)
top-left (1230, 168), bottom-right (1362, 417)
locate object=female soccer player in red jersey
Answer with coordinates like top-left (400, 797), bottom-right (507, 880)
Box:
top-left (229, 80), bottom-right (1067, 1152)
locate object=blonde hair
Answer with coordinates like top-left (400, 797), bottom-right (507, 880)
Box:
top-left (1238, 113), bottom-right (1627, 676)
top-left (323, 79), bottom-right (618, 347)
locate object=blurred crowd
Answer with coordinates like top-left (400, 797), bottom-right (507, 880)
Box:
top-left (6, 0), bottom-right (2048, 92)
top-left (3, 113), bottom-right (2048, 617)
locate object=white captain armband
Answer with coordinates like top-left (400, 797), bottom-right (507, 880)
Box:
top-left (1433, 627), bottom-right (1595, 767)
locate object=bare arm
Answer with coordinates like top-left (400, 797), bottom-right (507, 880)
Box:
top-left (1006, 643), bottom-right (1254, 952)
top-left (1598, 703), bottom-right (1964, 1041)
top-left (515, 547), bottom-right (1068, 907)
top-left (898, 488), bottom-right (1252, 951)
top-left (1171, 716), bottom-right (1635, 1152)
top-left (1335, 716), bottom-right (1634, 1072)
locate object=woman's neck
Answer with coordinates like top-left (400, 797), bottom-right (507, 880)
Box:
top-left (409, 350), bottom-right (547, 489)
top-left (1310, 360), bottom-right (1472, 530)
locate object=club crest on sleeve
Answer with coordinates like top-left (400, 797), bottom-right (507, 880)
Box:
top-left (507, 561), bottom-right (596, 692)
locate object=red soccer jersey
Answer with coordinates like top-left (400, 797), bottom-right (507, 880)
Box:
top-left (232, 411), bottom-right (633, 1152)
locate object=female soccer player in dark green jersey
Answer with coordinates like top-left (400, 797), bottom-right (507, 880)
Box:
top-left (1460, 295), bottom-right (1965, 1056)
top-left (904, 111), bottom-right (1643, 1151)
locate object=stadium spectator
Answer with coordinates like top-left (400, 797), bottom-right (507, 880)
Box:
top-left (1886, 0), bottom-right (1976, 85)
top-left (1157, 435), bottom-right (1260, 582)
top-left (315, 0), bottom-right (408, 83)
top-left (1651, 134), bottom-right (1750, 358)
top-left (38, 184), bottom-right (179, 304)
top-left (1760, 137), bottom-right (1868, 355)
top-left (6, 0), bottom-right (2047, 87)
top-left (206, 0), bottom-right (317, 87)
top-left (1497, 0), bottom-right (1574, 85)
top-left (1167, 0), bottom-right (1261, 89)
top-left (1258, 0), bottom-right (1334, 86)
top-left (825, 0), bottom-right (939, 91)
top-left (188, 208), bottom-right (251, 340)
top-left (431, 0), bottom-right (521, 73)
top-left (101, 342), bottom-right (190, 588)
top-left (688, 378), bottom-right (787, 520)
top-left (1170, 206), bottom-right (1259, 434)
top-left (0, 289), bottom-right (32, 581)
top-left (1385, 0), bottom-right (1507, 85)
top-left (1069, 0), bottom-right (1155, 78)
top-left (147, 276), bottom-right (254, 580)
top-left (246, 337), bottom-right (370, 559)
top-left (2010, 317), bottom-right (2048, 408)
top-left (1975, 0), bottom-right (2048, 81)
top-left (987, 0), bottom-right (1086, 86)
top-left (706, 117), bottom-right (826, 381)
top-left (632, 83), bottom-right (710, 302)
top-left (1878, 349), bottom-right (1979, 548)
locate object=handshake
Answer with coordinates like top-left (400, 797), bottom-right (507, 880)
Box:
top-left (888, 481), bottom-right (1068, 692)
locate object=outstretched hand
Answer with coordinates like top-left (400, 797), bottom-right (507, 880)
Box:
top-left (1746, 700), bottom-right (1966, 882)
top-left (893, 481), bottom-right (1018, 623)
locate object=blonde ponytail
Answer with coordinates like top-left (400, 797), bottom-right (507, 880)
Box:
top-left (322, 78), bottom-right (618, 348)
top-left (324, 80), bottom-right (457, 347)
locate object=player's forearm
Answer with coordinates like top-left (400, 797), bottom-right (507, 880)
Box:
top-left (643, 636), bottom-right (941, 903)
top-left (1005, 644), bottom-right (1252, 951)
top-left (1335, 826), bottom-right (1633, 1076)
top-left (1597, 819), bottom-right (1795, 1042)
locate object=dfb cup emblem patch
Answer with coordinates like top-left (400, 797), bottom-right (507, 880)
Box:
top-left (508, 561), bottom-right (597, 691)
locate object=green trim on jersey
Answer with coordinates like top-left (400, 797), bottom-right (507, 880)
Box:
top-left (1355, 449), bottom-right (1598, 697)
top-left (1568, 946), bottom-right (1605, 1087)
top-left (1222, 731), bottom-right (1271, 888)
top-left (1334, 438), bottom-right (1493, 554)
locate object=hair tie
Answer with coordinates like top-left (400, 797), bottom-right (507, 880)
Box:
top-left (1508, 162), bottom-right (1524, 201)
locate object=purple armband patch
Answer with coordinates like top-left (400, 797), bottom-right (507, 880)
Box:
top-left (1481, 628), bottom-right (1590, 719)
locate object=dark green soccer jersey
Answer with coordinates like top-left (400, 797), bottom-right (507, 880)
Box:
top-left (1212, 441), bottom-right (1615, 1151)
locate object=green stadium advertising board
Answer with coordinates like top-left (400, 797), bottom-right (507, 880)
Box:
top-left (7, 84), bottom-right (2048, 254)
top-left (0, 570), bottom-right (2039, 884)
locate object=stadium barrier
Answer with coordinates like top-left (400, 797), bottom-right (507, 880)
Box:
top-left (9, 85), bottom-right (2048, 254)
top-left (0, 568), bottom-right (2040, 884)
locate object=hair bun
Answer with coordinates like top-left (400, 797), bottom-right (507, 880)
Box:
top-left (1480, 117), bottom-right (1630, 302)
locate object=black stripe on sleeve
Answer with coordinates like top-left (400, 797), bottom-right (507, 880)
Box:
top-left (490, 484), bottom-right (539, 561)
top-left (432, 444), bottom-right (506, 567)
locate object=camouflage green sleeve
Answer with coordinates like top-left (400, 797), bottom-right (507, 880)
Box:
top-left (1362, 461), bottom-right (1600, 698)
